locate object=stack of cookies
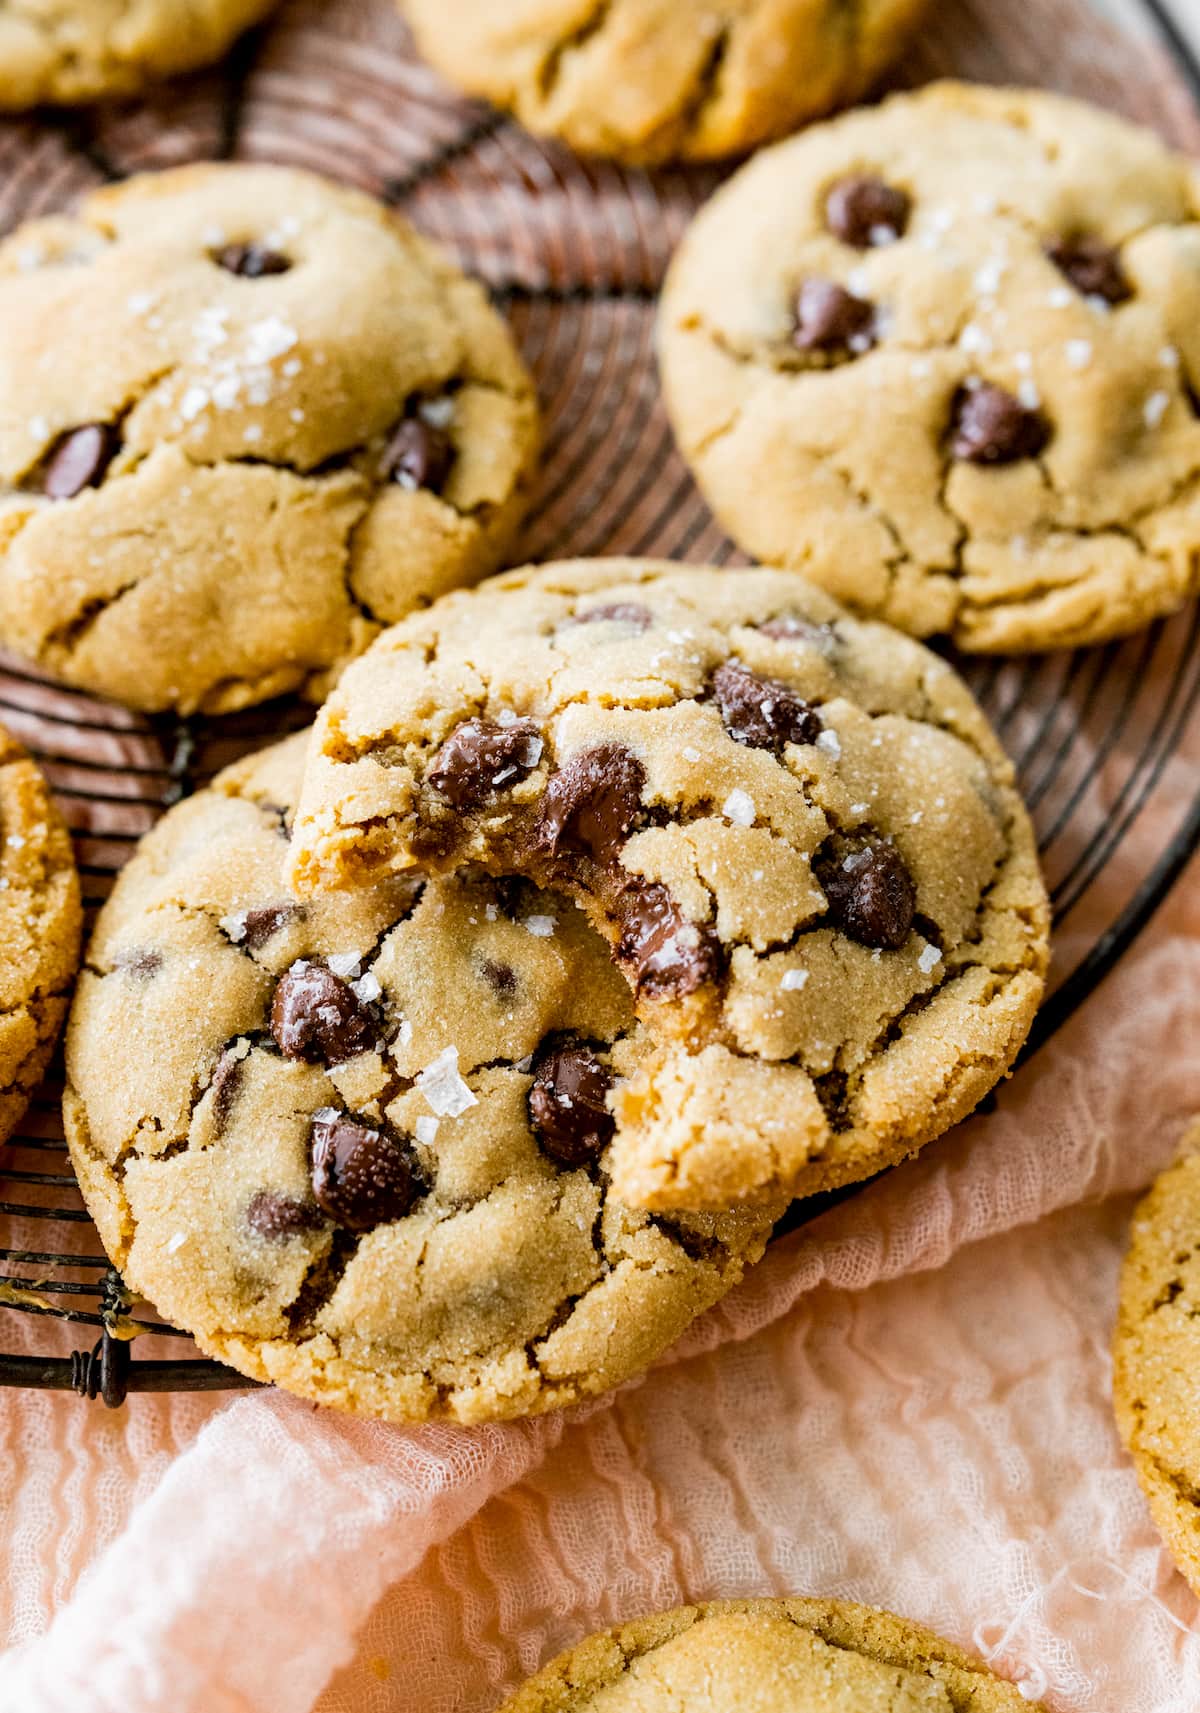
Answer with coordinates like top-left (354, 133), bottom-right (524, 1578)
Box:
top-left (3, 2), bottom-right (1200, 1704)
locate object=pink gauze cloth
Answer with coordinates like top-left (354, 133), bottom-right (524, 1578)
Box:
top-left (2, 850), bottom-right (1200, 1711)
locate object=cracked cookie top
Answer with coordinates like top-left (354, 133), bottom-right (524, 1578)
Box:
top-left (0, 163), bottom-right (539, 714)
top-left (0, 0), bottom-right (278, 109)
top-left (1113, 1119), bottom-right (1200, 1601)
top-left (658, 82), bottom-right (1200, 653)
top-left (62, 731), bottom-right (778, 1423)
top-left (497, 1596), bottom-right (1038, 1711)
top-left (288, 560), bottom-right (1050, 1211)
top-left (0, 721), bottom-right (81, 1147)
top-left (401, 0), bottom-right (929, 166)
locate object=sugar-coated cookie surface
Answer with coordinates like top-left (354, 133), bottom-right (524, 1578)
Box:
top-left (659, 83), bottom-right (1200, 654)
top-left (0, 0), bottom-right (277, 109)
top-left (497, 1596), bottom-right (1040, 1710)
top-left (289, 561), bottom-right (1050, 1211)
top-left (402, 0), bottom-right (928, 166)
top-left (63, 732), bottom-right (779, 1422)
top-left (1114, 1119), bottom-right (1200, 1598)
top-left (0, 722), bottom-right (81, 1148)
top-left (0, 164), bottom-right (539, 714)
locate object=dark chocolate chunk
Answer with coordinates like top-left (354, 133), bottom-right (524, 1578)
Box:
top-left (711, 661), bottom-right (823, 752)
top-left (427, 717), bottom-right (543, 810)
top-left (568, 602), bottom-right (652, 632)
top-left (758, 614), bottom-right (839, 652)
top-left (379, 413), bottom-right (453, 492)
top-left (825, 176), bottom-right (910, 248)
top-left (821, 841), bottom-right (916, 950)
top-left (533, 744), bottom-right (646, 862)
top-left (1045, 234), bottom-right (1131, 306)
top-left (209, 1049), bottom-right (245, 1133)
top-left (41, 424), bottom-right (117, 500)
top-left (113, 947), bottom-right (162, 980)
top-left (528, 1038), bottom-right (615, 1165)
top-left (615, 882), bottom-right (722, 998)
top-left (270, 961), bottom-right (374, 1065)
top-left (310, 1111), bottom-right (422, 1232)
top-left (793, 278), bottom-right (876, 353)
top-left (215, 243), bottom-right (292, 279)
top-left (246, 1189), bottom-right (324, 1240)
top-left (241, 903), bottom-right (302, 950)
top-left (950, 383), bottom-right (1049, 465)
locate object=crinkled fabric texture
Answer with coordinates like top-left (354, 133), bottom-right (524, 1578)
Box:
top-left (2, 861), bottom-right (1200, 1711)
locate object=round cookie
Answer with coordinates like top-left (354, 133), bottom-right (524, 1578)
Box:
top-left (1113, 1119), bottom-right (1200, 1598)
top-left (497, 1596), bottom-right (1040, 1710)
top-left (0, 164), bottom-right (539, 715)
top-left (0, 0), bottom-right (278, 110)
top-left (658, 82), bottom-right (1200, 654)
top-left (402, 0), bottom-right (928, 167)
top-left (63, 732), bottom-right (779, 1423)
top-left (288, 560), bottom-right (1050, 1212)
top-left (0, 722), bottom-right (81, 1146)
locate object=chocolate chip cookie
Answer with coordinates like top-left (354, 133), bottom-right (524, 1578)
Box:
top-left (62, 732), bottom-right (779, 1422)
top-left (0, 164), bottom-right (539, 714)
top-left (288, 560), bottom-right (1050, 1212)
top-left (1113, 1119), bottom-right (1200, 1598)
top-left (0, 722), bottom-right (81, 1147)
top-left (401, 0), bottom-right (928, 166)
top-left (0, 0), bottom-right (278, 108)
top-left (497, 1596), bottom-right (1039, 1711)
top-left (659, 82), bottom-right (1200, 653)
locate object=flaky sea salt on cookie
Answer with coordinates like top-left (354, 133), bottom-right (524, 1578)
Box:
top-left (0, 164), bottom-right (539, 715)
top-left (659, 82), bottom-right (1200, 654)
top-left (288, 560), bottom-right (1050, 1211)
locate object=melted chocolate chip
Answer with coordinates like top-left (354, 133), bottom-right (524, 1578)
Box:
top-left (113, 947), bottom-right (162, 980)
top-left (241, 903), bottom-right (302, 950)
top-left (310, 1112), bottom-right (422, 1232)
top-left (270, 961), bottom-right (374, 1065)
top-left (379, 414), bottom-right (453, 492)
top-left (820, 841), bottom-right (916, 950)
top-left (427, 718), bottom-right (543, 810)
top-left (209, 1050), bottom-right (245, 1133)
top-left (615, 882), bottom-right (722, 998)
top-left (533, 744), bottom-right (646, 862)
top-left (950, 383), bottom-right (1049, 465)
top-left (711, 661), bottom-right (823, 753)
top-left (825, 176), bottom-right (910, 248)
top-left (215, 243), bottom-right (292, 278)
top-left (568, 602), bottom-right (652, 632)
top-left (528, 1038), bottom-right (615, 1165)
top-left (793, 279), bottom-right (876, 354)
top-left (246, 1189), bottom-right (324, 1240)
top-left (1045, 234), bottom-right (1131, 306)
top-left (41, 424), bottom-right (117, 500)
top-left (480, 957), bottom-right (518, 999)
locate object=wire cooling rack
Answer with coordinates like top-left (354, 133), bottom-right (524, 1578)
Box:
top-left (1, 0), bottom-right (1199, 1405)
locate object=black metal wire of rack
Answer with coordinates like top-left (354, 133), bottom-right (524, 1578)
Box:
top-left (1, 0), bottom-right (1200, 1406)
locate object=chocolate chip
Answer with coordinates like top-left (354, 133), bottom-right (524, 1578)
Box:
top-left (820, 841), bottom-right (915, 950)
top-left (310, 1111), bottom-right (422, 1232)
top-left (41, 424), bottom-right (117, 500)
top-left (209, 1049), bottom-right (245, 1133)
top-left (113, 947), bottom-right (162, 980)
top-left (615, 882), bottom-right (722, 998)
top-left (534, 745), bottom-right (646, 862)
top-left (568, 603), bottom-right (652, 632)
top-left (950, 383), bottom-right (1049, 465)
top-left (528, 1038), bottom-right (615, 1165)
top-left (379, 414), bottom-right (453, 492)
top-left (241, 904), bottom-right (302, 950)
top-left (215, 242), bottom-right (292, 278)
top-left (1045, 234), bottom-right (1131, 306)
top-left (825, 176), bottom-right (910, 248)
top-left (427, 718), bottom-right (544, 810)
top-left (711, 661), bottom-right (823, 753)
top-left (793, 279), bottom-right (876, 354)
top-left (480, 957), bottom-right (517, 999)
top-left (758, 614), bottom-right (839, 653)
top-left (270, 961), bottom-right (374, 1065)
top-left (246, 1189), bottom-right (324, 1240)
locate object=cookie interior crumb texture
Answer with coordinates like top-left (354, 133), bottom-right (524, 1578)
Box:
top-left (0, 163), bottom-right (540, 715)
top-left (401, 0), bottom-right (930, 166)
top-left (288, 560), bottom-right (1050, 1212)
top-left (496, 1596), bottom-right (1040, 1710)
top-left (0, 0), bottom-right (280, 109)
top-left (63, 731), bottom-right (781, 1423)
top-left (658, 81), bottom-right (1200, 654)
top-left (1114, 1118), bottom-right (1200, 1599)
